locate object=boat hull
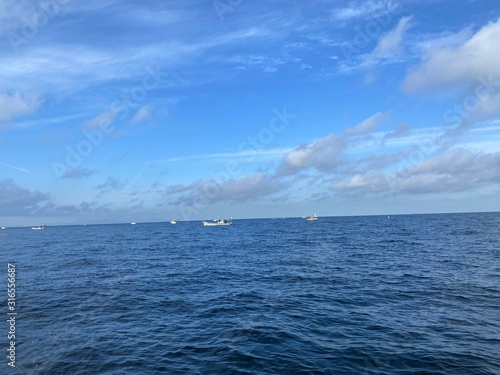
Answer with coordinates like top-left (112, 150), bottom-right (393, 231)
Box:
top-left (306, 213), bottom-right (318, 221)
top-left (202, 221), bottom-right (232, 226)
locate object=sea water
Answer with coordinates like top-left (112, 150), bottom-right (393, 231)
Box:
top-left (1, 212), bottom-right (499, 374)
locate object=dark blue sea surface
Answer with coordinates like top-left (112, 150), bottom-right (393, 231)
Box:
top-left (1, 212), bottom-right (500, 374)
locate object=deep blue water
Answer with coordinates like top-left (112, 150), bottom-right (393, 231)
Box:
top-left (1, 212), bottom-right (500, 374)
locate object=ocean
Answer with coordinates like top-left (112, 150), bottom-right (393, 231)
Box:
top-left (1, 212), bottom-right (499, 374)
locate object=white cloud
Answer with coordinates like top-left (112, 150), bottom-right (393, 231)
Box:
top-left (0, 22), bottom-right (271, 98)
top-left (279, 112), bottom-right (388, 175)
top-left (131, 105), bottom-right (153, 125)
top-left (333, 148), bottom-right (500, 196)
top-left (227, 54), bottom-right (286, 72)
top-left (411, 148), bottom-right (500, 182)
top-left (207, 173), bottom-right (284, 203)
top-left (404, 18), bottom-right (500, 93)
top-left (344, 111), bottom-right (388, 136)
top-left (152, 118), bottom-right (499, 207)
top-left (166, 179), bottom-right (203, 195)
top-left (331, 0), bottom-right (397, 22)
top-left (402, 18), bottom-right (500, 140)
top-left (381, 123), bottom-right (411, 144)
top-left (0, 92), bottom-right (40, 121)
top-left (279, 134), bottom-right (346, 175)
top-left (172, 173), bottom-right (285, 206)
top-left (82, 109), bottom-right (117, 130)
top-left (366, 16), bottom-right (412, 62)
top-left (334, 173), bottom-right (389, 193)
top-left (357, 149), bottom-right (412, 171)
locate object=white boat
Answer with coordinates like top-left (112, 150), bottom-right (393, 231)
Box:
top-left (202, 218), bottom-right (232, 226)
top-left (130, 222), bottom-right (136, 225)
top-left (0, 226), bottom-right (6, 230)
top-left (306, 213), bottom-right (318, 221)
top-left (170, 219), bottom-right (179, 224)
top-left (32, 225), bottom-right (46, 230)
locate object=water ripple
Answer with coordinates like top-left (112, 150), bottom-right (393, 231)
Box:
top-left (1, 213), bottom-right (499, 374)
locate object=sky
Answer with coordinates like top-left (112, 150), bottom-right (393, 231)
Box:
top-left (1, 0), bottom-right (500, 226)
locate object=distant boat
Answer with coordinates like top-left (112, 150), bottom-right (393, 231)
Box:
top-left (130, 222), bottom-right (136, 225)
top-left (32, 225), bottom-right (46, 230)
top-left (170, 219), bottom-right (179, 224)
top-left (306, 213), bottom-right (318, 221)
top-left (0, 226), bottom-right (6, 230)
top-left (202, 218), bottom-right (232, 226)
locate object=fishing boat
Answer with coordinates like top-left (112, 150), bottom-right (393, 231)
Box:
top-left (306, 213), bottom-right (318, 221)
top-left (170, 219), bottom-right (179, 224)
top-left (202, 218), bottom-right (232, 226)
top-left (32, 225), bottom-right (46, 230)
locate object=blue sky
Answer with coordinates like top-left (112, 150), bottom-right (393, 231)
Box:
top-left (1, 0), bottom-right (500, 226)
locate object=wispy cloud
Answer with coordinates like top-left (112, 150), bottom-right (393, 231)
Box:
top-left (61, 168), bottom-right (97, 179)
top-left (165, 179), bottom-right (203, 195)
top-left (330, 0), bottom-right (397, 23)
top-left (96, 176), bottom-right (126, 195)
top-left (2, 2), bottom-right (499, 224)
top-left (381, 123), bottom-right (412, 145)
top-left (131, 105), bottom-right (153, 125)
top-left (161, 147), bottom-right (294, 163)
top-left (82, 109), bottom-right (117, 131)
top-left (0, 162), bottom-right (31, 173)
top-left (344, 111), bottom-right (389, 136)
top-left (0, 92), bottom-right (40, 121)
top-left (365, 16), bottom-right (412, 64)
top-left (226, 54), bottom-right (287, 72)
